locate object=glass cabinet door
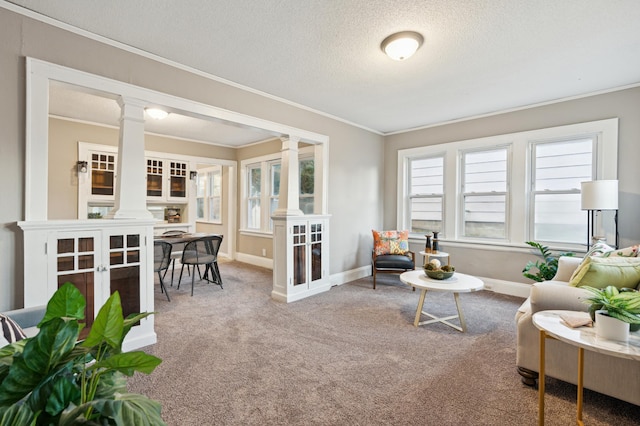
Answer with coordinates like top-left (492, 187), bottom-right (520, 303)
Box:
top-left (90, 153), bottom-right (116, 196)
top-left (146, 158), bottom-right (164, 197)
top-left (108, 233), bottom-right (141, 319)
top-left (292, 224), bottom-right (306, 286)
top-left (310, 223), bottom-right (322, 282)
top-left (169, 161), bottom-right (188, 199)
top-left (55, 233), bottom-right (99, 338)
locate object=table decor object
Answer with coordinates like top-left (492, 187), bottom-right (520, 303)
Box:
top-left (424, 261), bottom-right (455, 280)
top-left (582, 285), bottom-right (640, 333)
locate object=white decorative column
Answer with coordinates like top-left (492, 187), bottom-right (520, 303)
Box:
top-left (106, 97), bottom-right (153, 219)
top-left (272, 136), bottom-right (303, 217)
top-left (272, 136), bottom-right (331, 302)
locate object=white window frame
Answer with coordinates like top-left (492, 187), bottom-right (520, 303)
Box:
top-left (528, 136), bottom-right (596, 244)
top-left (397, 118), bottom-right (618, 250)
top-left (407, 154), bottom-right (446, 236)
top-left (459, 145), bottom-right (511, 241)
top-left (196, 165), bottom-right (222, 224)
top-left (240, 146), bottom-right (315, 235)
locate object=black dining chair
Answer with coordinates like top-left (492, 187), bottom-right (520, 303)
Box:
top-left (177, 235), bottom-right (224, 296)
top-left (153, 240), bottom-right (172, 301)
top-left (161, 229), bottom-right (189, 286)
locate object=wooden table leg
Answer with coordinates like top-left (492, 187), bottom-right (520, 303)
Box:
top-left (539, 329), bottom-right (546, 426)
top-left (577, 347), bottom-right (584, 426)
top-left (414, 289), bottom-right (427, 327)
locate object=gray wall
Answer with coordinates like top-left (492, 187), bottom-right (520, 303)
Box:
top-left (0, 9), bottom-right (384, 310)
top-left (385, 87), bottom-right (640, 283)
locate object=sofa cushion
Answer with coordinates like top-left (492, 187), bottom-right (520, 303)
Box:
top-left (372, 230), bottom-right (409, 256)
top-left (0, 313), bottom-right (27, 348)
top-left (569, 256), bottom-right (640, 289)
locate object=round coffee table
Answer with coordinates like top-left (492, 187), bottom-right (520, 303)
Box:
top-left (399, 270), bottom-right (484, 332)
top-left (533, 310), bottom-right (640, 425)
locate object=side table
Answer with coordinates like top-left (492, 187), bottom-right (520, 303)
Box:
top-left (419, 250), bottom-right (450, 266)
top-left (532, 310), bottom-right (640, 425)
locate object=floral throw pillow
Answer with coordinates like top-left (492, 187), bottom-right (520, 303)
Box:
top-left (372, 230), bottom-right (409, 256)
top-left (601, 245), bottom-right (640, 258)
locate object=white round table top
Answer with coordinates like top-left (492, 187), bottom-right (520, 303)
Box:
top-left (419, 251), bottom-right (449, 257)
top-left (399, 269), bottom-right (483, 293)
top-left (533, 310), bottom-right (640, 361)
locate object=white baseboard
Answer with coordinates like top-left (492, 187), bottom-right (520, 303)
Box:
top-left (478, 276), bottom-right (531, 298)
top-left (330, 265), bottom-right (371, 287)
top-left (229, 258), bottom-right (531, 299)
top-left (235, 252), bottom-right (273, 269)
top-left (271, 282), bottom-right (332, 303)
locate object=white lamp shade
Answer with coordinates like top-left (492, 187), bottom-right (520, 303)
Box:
top-left (581, 180), bottom-right (618, 210)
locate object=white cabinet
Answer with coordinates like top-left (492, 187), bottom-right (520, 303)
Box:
top-left (18, 219), bottom-right (157, 351)
top-left (78, 144), bottom-right (193, 220)
top-left (145, 158), bottom-right (189, 203)
top-left (272, 215), bottom-right (331, 302)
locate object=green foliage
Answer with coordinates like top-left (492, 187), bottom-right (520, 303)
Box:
top-left (522, 241), bottom-right (574, 282)
top-left (582, 285), bottom-right (640, 325)
top-left (0, 282), bottom-right (165, 425)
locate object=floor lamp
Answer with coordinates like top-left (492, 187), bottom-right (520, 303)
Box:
top-left (581, 180), bottom-right (619, 250)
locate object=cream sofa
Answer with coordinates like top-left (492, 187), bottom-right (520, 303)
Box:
top-left (515, 256), bottom-right (640, 406)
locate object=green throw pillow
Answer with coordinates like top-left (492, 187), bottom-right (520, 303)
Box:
top-left (569, 256), bottom-right (640, 289)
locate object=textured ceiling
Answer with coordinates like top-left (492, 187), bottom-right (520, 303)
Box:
top-left (7, 0), bottom-right (640, 136)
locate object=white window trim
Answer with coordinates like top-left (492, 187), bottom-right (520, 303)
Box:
top-left (195, 165), bottom-right (223, 224)
top-left (397, 118), bottom-right (618, 250)
top-left (407, 154), bottom-right (446, 236)
top-left (240, 146), bottom-right (315, 235)
top-left (459, 145), bottom-right (511, 241)
top-left (527, 135), bottom-right (597, 244)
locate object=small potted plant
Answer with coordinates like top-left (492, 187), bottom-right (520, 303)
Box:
top-left (582, 285), bottom-right (640, 338)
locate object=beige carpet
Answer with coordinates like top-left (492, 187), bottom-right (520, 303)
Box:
top-left (129, 261), bottom-right (640, 425)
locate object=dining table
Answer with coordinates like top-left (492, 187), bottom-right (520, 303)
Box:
top-left (153, 233), bottom-right (223, 286)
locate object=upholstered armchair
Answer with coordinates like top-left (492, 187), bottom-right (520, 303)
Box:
top-left (371, 230), bottom-right (416, 289)
top-left (372, 250), bottom-right (415, 289)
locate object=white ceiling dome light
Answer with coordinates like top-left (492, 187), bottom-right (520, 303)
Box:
top-left (145, 108), bottom-right (169, 120)
top-left (381, 31), bottom-right (424, 61)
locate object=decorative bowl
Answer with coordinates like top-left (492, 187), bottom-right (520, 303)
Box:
top-left (425, 269), bottom-right (454, 280)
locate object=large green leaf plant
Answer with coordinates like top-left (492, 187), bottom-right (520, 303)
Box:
top-left (0, 282), bottom-right (165, 425)
top-left (522, 241), bottom-right (574, 282)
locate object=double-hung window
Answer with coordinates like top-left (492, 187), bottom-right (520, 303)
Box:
top-left (299, 158), bottom-right (315, 214)
top-left (398, 118), bottom-right (616, 249)
top-left (461, 147), bottom-right (509, 239)
top-left (408, 156), bottom-right (444, 234)
top-left (530, 137), bottom-right (594, 244)
top-left (269, 162), bottom-right (281, 230)
top-left (242, 149), bottom-right (315, 233)
top-left (196, 166), bottom-right (222, 223)
top-left (247, 164), bottom-right (262, 230)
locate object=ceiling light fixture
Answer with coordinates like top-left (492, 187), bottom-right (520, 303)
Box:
top-left (145, 108), bottom-right (169, 120)
top-left (381, 31), bottom-right (424, 61)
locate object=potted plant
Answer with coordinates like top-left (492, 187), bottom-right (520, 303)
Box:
top-left (522, 241), bottom-right (573, 282)
top-left (0, 283), bottom-right (165, 425)
top-left (582, 285), bottom-right (640, 336)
